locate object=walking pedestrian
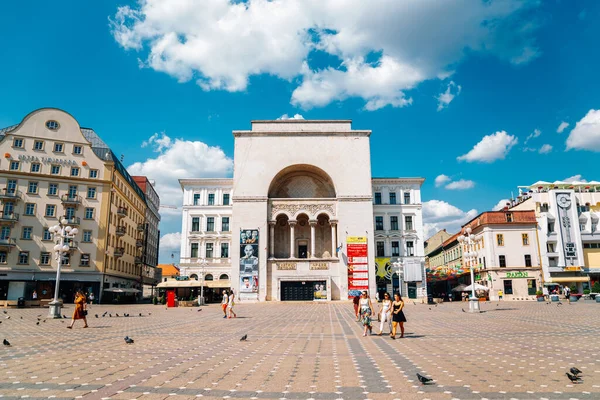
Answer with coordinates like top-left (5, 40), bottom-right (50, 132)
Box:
top-left (390, 293), bottom-right (406, 339)
top-left (353, 295), bottom-right (360, 321)
top-left (221, 290), bottom-right (229, 318)
top-left (88, 292), bottom-right (94, 307)
top-left (378, 292), bottom-right (392, 335)
top-left (359, 291), bottom-right (375, 337)
top-left (227, 289), bottom-right (237, 319)
top-left (32, 290), bottom-right (38, 300)
top-left (67, 290), bottom-right (88, 329)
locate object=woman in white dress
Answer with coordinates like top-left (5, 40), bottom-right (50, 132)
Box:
top-left (227, 289), bottom-right (237, 319)
top-left (378, 292), bottom-right (392, 335)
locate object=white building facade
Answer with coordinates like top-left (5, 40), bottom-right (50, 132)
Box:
top-left (178, 120), bottom-right (427, 302)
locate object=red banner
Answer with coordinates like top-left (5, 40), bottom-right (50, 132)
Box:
top-left (347, 236), bottom-right (369, 298)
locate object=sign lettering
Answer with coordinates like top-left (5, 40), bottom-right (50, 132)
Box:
top-left (506, 271), bottom-right (528, 278)
top-left (277, 262), bottom-right (297, 270)
top-left (18, 154), bottom-right (78, 165)
top-left (310, 262), bottom-right (328, 270)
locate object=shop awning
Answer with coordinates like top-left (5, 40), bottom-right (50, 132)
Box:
top-left (206, 280), bottom-right (231, 289)
top-left (103, 288), bottom-right (141, 293)
top-left (546, 277), bottom-right (589, 283)
top-left (156, 280), bottom-right (231, 288)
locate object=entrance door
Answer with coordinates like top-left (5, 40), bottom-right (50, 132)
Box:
top-left (281, 281), bottom-right (314, 301)
top-left (407, 282), bottom-right (417, 299)
top-left (298, 245), bottom-right (308, 259)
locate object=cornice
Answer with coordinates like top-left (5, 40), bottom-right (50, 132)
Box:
top-left (233, 131), bottom-right (371, 138)
top-left (231, 196), bottom-right (268, 202)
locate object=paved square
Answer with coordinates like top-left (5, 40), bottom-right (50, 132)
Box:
top-left (0, 300), bottom-right (598, 400)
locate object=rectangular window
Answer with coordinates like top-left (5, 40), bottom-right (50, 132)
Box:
top-left (391, 241), bottom-right (400, 257)
top-left (80, 254), bottom-right (90, 266)
top-left (208, 193), bottom-right (215, 205)
top-left (70, 167), bottom-right (80, 177)
top-left (547, 243), bottom-right (555, 252)
top-left (61, 253), bottom-right (70, 266)
top-left (389, 192), bottom-right (396, 205)
top-left (73, 145), bottom-right (83, 155)
top-left (191, 217), bottom-right (200, 232)
top-left (45, 205), bottom-right (56, 217)
top-left (525, 254), bottom-right (532, 267)
top-left (42, 228), bottom-right (52, 241)
top-left (374, 192), bottom-right (382, 205)
top-left (84, 208), bottom-right (94, 219)
top-left (65, 207), bottom-right (76, 219)
top-left (190, 243), bottom-right (198, 258)
top-left (506, 213), bottom-right (513, 222)
top-left (206, 217), bottom-right (215, 232)
top-left (48, 183), bottom-right (58, 196)
top-left (497, 234), bottom-right (504, 246)
top-left (375, 216), bottom-right (384, 230)
top-left (0, 227), bottom-right (10, 240)
top-left (406, 241), bottom-right (414, 256)
top-left (0, 251), bottom-right (6, 264)
top-left (405, 216), bottom-right (413, 231)
top-left (404, 192), bottom-right (411, 204)
top-left (221, 243), bottom-right (229, 258)
top-left (40, 252), bottom-right (51, 266)
top-left (483, 256), bottom-right (486, 268)
top-left (13, 138), bottom-right (23, 148)
top-left (24, 203), bottom-right (35, 216)
top-left (206, 243), bottom-right (214, 258)
top-left (6, 180), bottom-right (17, 194)
top-left (527, 279), bottom-right (537, 295)
top-left (89, 169), bottom-right (98, 178)
top-left (390, 216), bottom-right (398, 230)
top-left (49, 165), bottom-right (60, 174)
top-left (30, 163), bottom-right (41, 173)
top-left (68, 185), bottom-right (77, 198)
top-left (222, 217), bottom-right (230, 231)
top-left (522, 233), bottom-right (529, 245)
top-left (547, 221), bottom-right (555, 233)
top-left (28, 181), bottom-right (38, 194)
top-left (22, 227), bottom-right (33, 240)
top-left (53, 143), bottom-right (64, 153)
top-left (503, 279), bottom-right (513, 295)
top-left (376, 241), bottom-right (385, 257)
top-left (34, 140), bottom-right (44, 151)
top-left (499, 255), bottom-right (506, 267)
top-left (9, 161), bottom-right (20, 171)
top-left (87, 187), bottom-right (96, 199)
top-left (223, 193), bottom-right (230, 205)
top-left (82, 230), bottom-right (92, 242)
top-left (193, 194), bottom-right (200, 205)
top-left (18, 251), bottom-right (29, 265)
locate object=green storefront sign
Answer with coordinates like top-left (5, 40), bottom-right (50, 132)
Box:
top-left (506, 271), bottom-right (529, 278)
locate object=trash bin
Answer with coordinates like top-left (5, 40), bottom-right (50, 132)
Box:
top-left (427, 293), bottom-right (434, 304)
top-left (17, 297), bottom-right (25, 308)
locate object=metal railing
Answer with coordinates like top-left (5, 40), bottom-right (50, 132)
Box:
top-left (63, 216), bottom-right (81, 225)
top-left (0, 188), bottom-right (22, 201)
top-left (61, 194), bottom-right (82, 204)
top-left (114, 247), bottom-right (124, 257)
top-left (115, 226), bottom-right (126, 236)
top-left (0, 211), bottom-right (19, 222)
top-left (0, 238), bottom-right (17, 247)
top-left (117, 207), bottom-right (128, 217)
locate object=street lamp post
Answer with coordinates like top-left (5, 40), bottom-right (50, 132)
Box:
top-left (392, 260), bottom-right (405, 296)
top-left (458, 227), bottom-right (480, 313)
top-left (199, 258), bottom-right (208, 306)
top-left (47, 218), bottom-right (79, 319)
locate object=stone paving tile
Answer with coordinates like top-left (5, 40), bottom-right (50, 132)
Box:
top-left (0, 301), bottom-right (599, 399)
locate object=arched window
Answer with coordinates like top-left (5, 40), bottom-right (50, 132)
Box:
top-left (204, 274), bottom-right (214, 281)
top-left (219, 274), bottom-right (229, 280)
top-left (189, 274), bottom-right (198, 281)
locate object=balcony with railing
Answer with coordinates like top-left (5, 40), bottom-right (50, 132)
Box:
top-left (117, 207), bottom-right (128, 218)
top-left (0, 188), bottom-right (22, 202)
top-left (63, 216), bottom-right (81, 226)
top-left (61, 194), bottom-right (82, 205)
top-left (137, 223), bottom-right (146, 232)
top-left (136, 239), bottom-right (144, 248)
top-left (0, 238), bottom-right (16, 250)
top-left (135, 256), bottom-right (143, 265)
top-left (114, 247), bottom-right (124, 257)
top-left (0, 211), bottom-right (19, 225)
top-left (116, 226), bottom-right (126, 236)
top-left (66, 240), bottom-right (78, 250)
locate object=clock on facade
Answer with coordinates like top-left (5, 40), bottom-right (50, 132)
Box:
top-left (557, 193), bottom-right (571, 209)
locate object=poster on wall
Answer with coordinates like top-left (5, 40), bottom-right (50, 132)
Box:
top-left (347, 236), bottom-right (369, 299)
top-left (240, 229), bottom-right (259, 300)
top-left (313, 282), bottom-right (327, 300)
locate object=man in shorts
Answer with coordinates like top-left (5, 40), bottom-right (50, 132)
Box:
top-left (221, 290), bottom-right (228, 318)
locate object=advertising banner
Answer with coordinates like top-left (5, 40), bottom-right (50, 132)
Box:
top-left (240, 229), bottom-right (259, 300)
top-left (347, 236), bottom-right (369, 298)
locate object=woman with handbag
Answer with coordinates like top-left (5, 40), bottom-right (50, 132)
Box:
top-left (67, 290), bottom-right (88, 329)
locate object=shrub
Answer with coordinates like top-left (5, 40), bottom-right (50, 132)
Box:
top-left (535, 290), bottom-right (543, 297)
top-left (570, 285), bottom-right (578, 294)
top-left (160, 295), bottom-right (166, 305)
top-left (152, 296), bottom-right (158, 305)
top-left (593, 282), bottom-right (600, 293)
top-left (583, 289), bottom-right (590, 295)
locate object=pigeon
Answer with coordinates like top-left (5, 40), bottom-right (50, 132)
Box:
top-left (413, 301), bottom-right (416, 306)
top-left (63, 315), bottom-right (67, 319)
top-left (36, 322), bottom-right (40, 325)
top-left (197, 309), bottom-right (202, 312)
top-left (240, 334), bottom-right (248, 341)
top-left (37, 314), bottom-right (42, 317)
top-left (496, 304), bottom-right (499, 307)
top-left (95, 314), bottom-right (99, 318)
top-left (102, 312), bottom-right (107, 317)
top-left (5, 316), bottom-right (10, 319)
top-left (428, 307), bottom-right (431, 310)
top-left (2, 310), bottom-right (6, 314)
top-left (115, 314), bottom-right (119, 317)
top-left (43, 319), bottom-right (46, 323)
top-left (3, 339), bottom-right (10, 346)
top-left (139, 313), bottom-right (142, 317)
top-left (148, 312), bottom-right (152, 315)
top-left (124, 336), bottom-right (134, 344)
top-left (557, 302), bottom-right (563, 306)
top-left (570, 367), bottom-right (582, 376)
top-left (109, 314), bottom-right (112, 318)
top-left (20, 316), bottom-right (23, 319)
top-left (461, 308), bottom-right (466, 313)
top-left (566, 372), bottom-right (582, 383)
top-left (416, 373), bottom-right (433, 385)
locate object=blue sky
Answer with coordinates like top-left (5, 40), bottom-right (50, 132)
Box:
top-left (1, 0), bottom-right (599, 263)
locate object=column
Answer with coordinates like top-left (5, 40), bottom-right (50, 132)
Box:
top-left (268, 221), bottom-right (276, 258)
top-left (330, 221), bottom-right (337, 258)
top-left (289, 221), bottom-right (296, 258)
top-left (309, 220), bottom-right (317, 258)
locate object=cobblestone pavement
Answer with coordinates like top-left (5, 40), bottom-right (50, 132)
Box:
top-left (0, 300), bottom-right (599, 400)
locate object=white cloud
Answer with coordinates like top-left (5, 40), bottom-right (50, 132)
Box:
top-left (538, 144), bottom-right (552, 154)
top-left (160, 232), bottom-right (181, 253)
top-left (492, 199), bottom-right (510, 211)
top-left (422, 200), bottom-right (478, 239)
top-left (445, 179), bottom-right (475, 190)
top-left (127, 133), bottom-right (233, 220)
top-left (436, 81), bottom-right (461, 111)
top-left (434, 174), bottom-right (451, 188)
top-left (457, 131), bottom-right (518, 163)
top-left (563, 175), bottom-right (586, 183)
top-left (524, 128), bottom-right (541, 144)
top-left (557, 121), bottom-right (569, 133)
top-left (566, 109), bottom-right (600, 152)
top-left (277, 113), bottom-right (304, 120)
top-left (110, 0), bottom-right (541, 110)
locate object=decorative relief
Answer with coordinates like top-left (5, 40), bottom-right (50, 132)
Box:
top-left (310, 262), bottom-right (329, 270)
top-left (271, 203), bottom-right (336, 219)
top-left (277, 262), bottom-right (297, 270)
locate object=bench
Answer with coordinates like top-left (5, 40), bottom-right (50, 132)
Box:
top-left (1, 300), bottom-right (42, 308)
